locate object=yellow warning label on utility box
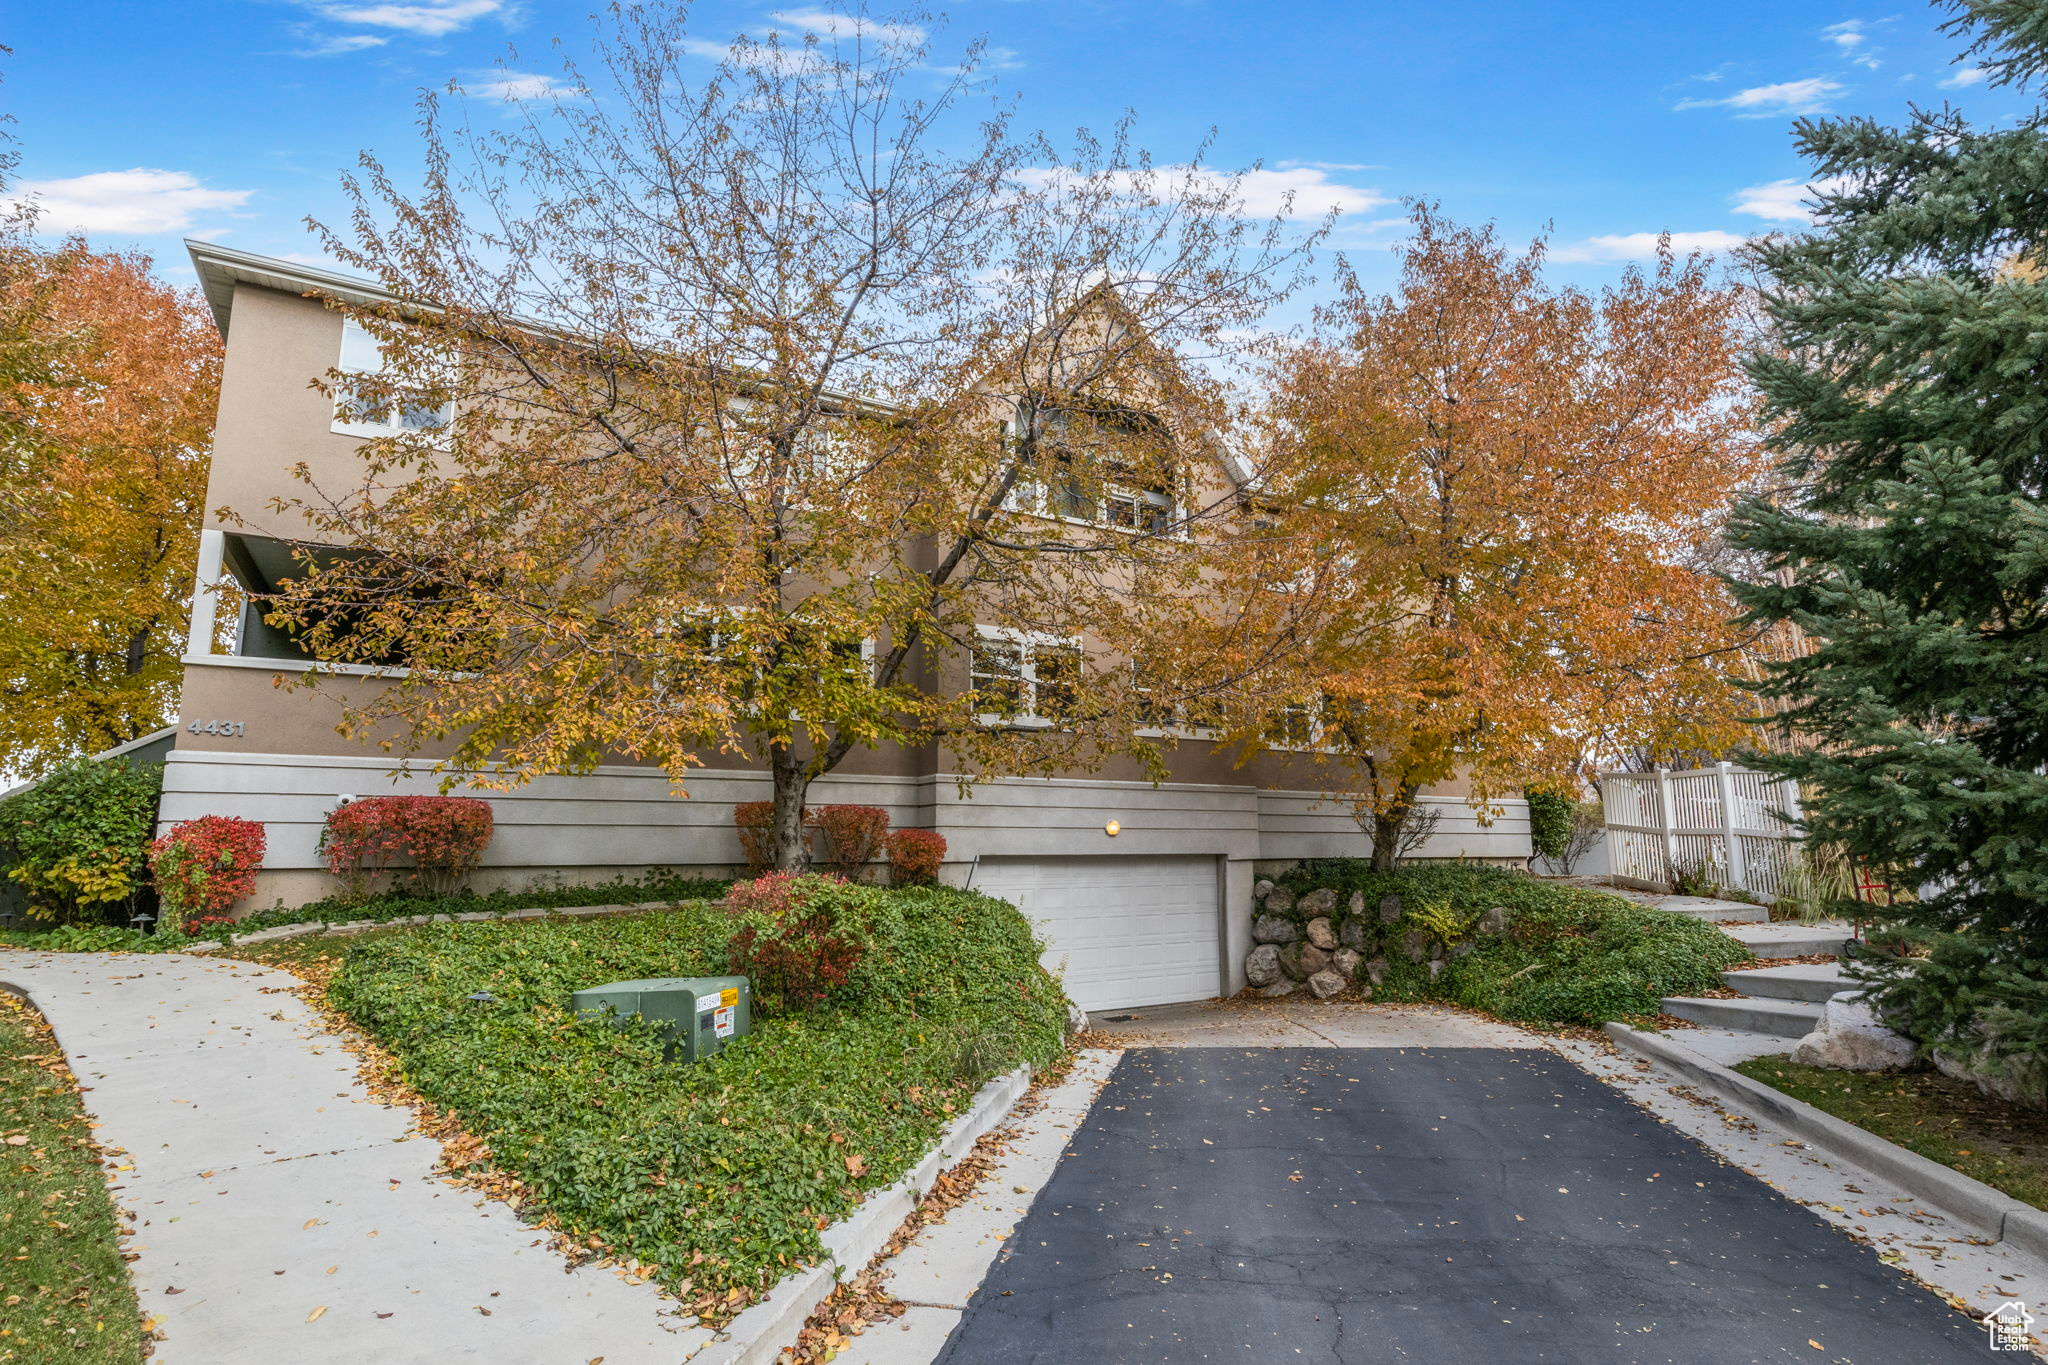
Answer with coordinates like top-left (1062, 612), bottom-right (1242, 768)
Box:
top-left (721, 987), bottom-right (739, 1008)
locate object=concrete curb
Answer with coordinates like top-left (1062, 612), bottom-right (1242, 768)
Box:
top-left (678, 1064), bottom-right (1035, 1364)
top-left (1605, 1022), bottom-right (2048, 1261)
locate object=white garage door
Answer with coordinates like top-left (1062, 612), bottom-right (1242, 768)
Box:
top-left (970, 855), bottom-right (1221, 1012)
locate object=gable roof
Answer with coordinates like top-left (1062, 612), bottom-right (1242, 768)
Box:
top-left (188, 239), bottom-right (397, 337)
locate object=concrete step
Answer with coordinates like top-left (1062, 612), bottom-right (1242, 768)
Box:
top-left (1722, 921), bottom-right (1857, 960)
top-left (1661, 994), bottom-right (1825, 1038)
top-left (1648, 896), bottom-right (1771, 924)
top-left (1721, 962), bottom-right (1855, 1004)
top-left (1660, 1025), bottom-right (1797, 1066)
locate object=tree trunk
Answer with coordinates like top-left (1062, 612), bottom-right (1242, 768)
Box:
top-left (768, 752), bottom-right (812, 872)
top-left (1368, 784), bottom-right (1419, 873)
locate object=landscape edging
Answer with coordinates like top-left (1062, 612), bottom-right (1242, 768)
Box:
top-left (678, 1063), bottom-right (1035, 1364)
top-left (1604, 1021), bottom-right (2047, 1259)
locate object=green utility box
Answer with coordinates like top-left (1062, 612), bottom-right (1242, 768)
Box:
top-left (571, 975), bottom-right (751, 1064)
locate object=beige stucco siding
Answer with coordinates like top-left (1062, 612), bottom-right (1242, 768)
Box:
top-left (205, 285), bottom-right (366, 541)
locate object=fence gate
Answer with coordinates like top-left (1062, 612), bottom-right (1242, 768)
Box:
top-left (1598, 763), bottom-right (1803, 900)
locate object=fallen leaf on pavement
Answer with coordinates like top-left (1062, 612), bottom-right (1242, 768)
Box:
top-left (306, 1306), bottom-right (328, 1324)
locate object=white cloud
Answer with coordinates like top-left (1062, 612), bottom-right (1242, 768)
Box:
top-left (1823, 20), bottom-right (1881, 69)
top-left (1549, 230), bottom-right (1749, 264)
top-left (1731, 175), bottom-right (1854, 223)
top-left (766, 9), bottom-right (928, 46)
top-left (1010, 165), bottom-right (1388, 222)
top-left (1677, 77), bottom-right (1844, 118)
top-left (1941, 65), bottom-right (1988, 89)
top-left (294, 32), bottom-right (390, 56)
top-left (467, 71), bottom-right (584, 101)
top-left (311, 0), bottom-right (507, 37)
top-left (677, 36), bottom-right (835, 74)
top-left (11, 168), bottom-right (253, 235)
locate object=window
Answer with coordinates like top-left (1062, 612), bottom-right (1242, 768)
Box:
top-left (1003, 406), bottom-right (1178, 534)
top-left (971, 629), bottom-right (1081, 725)
top-left (1130, 657), bottom-right (1219, 734)
top-left (332, 318), bottom-right (453, 438)
top-left (1265, 697), bottom-right (1324, 751)
top-left (1106, 487), bottom-right (1174, 534)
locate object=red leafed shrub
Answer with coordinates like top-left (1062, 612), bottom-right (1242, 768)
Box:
top-left (725, 870), bottom-right (809, 918)
top-left (813, 805), bottom-right (889, 880)
top-left (884, 829), bottom-right (946, 886)
top-left (734, 800), bottom-right (814, 875)
top-left (320, 795), bottom-right (494, 900)
top-left (147, 815), bottom-right (266, 933)
top-left (724, 873), bottom-right (867, 1012)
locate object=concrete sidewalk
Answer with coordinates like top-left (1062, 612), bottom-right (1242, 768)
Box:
top-left (0, 951), bottom-right (683, 1365)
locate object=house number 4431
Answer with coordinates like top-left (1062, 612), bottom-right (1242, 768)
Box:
top-left (188, 719), bottom-right (247, 737)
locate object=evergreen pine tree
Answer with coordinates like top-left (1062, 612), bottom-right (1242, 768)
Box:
top-left (1731, 0), bottom-right (2048, 1066)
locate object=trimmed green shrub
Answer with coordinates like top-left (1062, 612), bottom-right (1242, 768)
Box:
top-left (1524, 787), bottom-right (1574, 863)
top-left (1267, 861), bottom-right (1749, 1027)
top-left (230, 869), bottom-right (734, 934)
top-left (0, 758), bottom-right (161, 924)
top-left (328, 881), bottom-right (1065, 1316)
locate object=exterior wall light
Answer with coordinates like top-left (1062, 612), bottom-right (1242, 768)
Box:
top-left (1104, 820), bottom-right (1121, 837)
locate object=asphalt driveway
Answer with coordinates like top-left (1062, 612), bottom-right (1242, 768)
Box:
top-left (931, 1046), bottom-right (1984, 1364)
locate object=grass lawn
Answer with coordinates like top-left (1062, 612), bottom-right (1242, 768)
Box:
top-left (1733, 1056), bottom-right (2048, 1211)
top-left (0, 994), bottom-right (142, 1365)
top-left (319, 879), bottom-right (1066, 1326)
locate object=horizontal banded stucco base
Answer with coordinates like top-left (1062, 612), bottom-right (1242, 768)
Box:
top-left (157, 749), bottom-right (1532, 906)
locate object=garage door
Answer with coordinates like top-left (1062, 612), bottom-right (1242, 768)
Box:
top-left (970, 855), bottom-right (1221, 1012)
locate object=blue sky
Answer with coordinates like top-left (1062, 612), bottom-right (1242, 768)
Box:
top-left (3, 1), bottom-right (2030, 297)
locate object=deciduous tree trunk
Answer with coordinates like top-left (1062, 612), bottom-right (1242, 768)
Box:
top-left (1368, 783), bottom-right (1419, 873)
top-left (769, 752), bottom-right (812, 873)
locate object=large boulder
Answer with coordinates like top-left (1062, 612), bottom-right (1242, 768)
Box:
top-left (1378, 894), bottom-right (1403, 926)
top-left (1306, 969), bottom-right (1347, 1000)
top-left (1931, 1048), bottom-right (2047, 1110)
top-left (1305, 916), bottom-right (1338, 950)
top-left (1330, 947), bottom-right (1361, 980)
top-left (1364, 957), bottom-right (1389, 986)
top-left (1403, 930), bottom-right (1430, 964)
top-left (1265, 886), bottom-right (1297, 915)
top-left (1253, 878), bottom-right (1275, 901)
top-left (1279, 942), bottom-right (1331, 980)
top-left (1066, 1001), bottom-right (1090, 1036)
top-left (1338, 918), bottom-right (1370, 952)
top-left (1245, 943), bottom-right (1283, 988)
top-left (1477, 906), bottom-right (1510, 936)
top-left (1252, 914), bottom-right (1299, 945)
top-left (1258, 980), bottom-right (1298, 999)
top-left (1298, 887), bottom-right (1338, 917)
top-left (1790, 994), bottom-right (1917, 1073)
top-left (1348, 890), bottom-right (1366, 918)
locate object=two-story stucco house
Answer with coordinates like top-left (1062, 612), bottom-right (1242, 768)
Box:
top-left (163, 240), bottom-right (1532, 1011)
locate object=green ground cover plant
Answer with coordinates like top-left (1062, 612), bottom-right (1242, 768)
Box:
top-left (1270, 861), bottom-right (1750, 1026)
top-left (1733, 1056), bottom-right (2048, 1212)
top-left (326, 878), bottom-right (1065, 1322)
top-left (0, 994), bottom-right (143, 1365)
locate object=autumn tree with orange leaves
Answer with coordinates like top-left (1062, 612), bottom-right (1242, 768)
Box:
top-left (0, 179), bottom-right (220, 774)
top-left (1260, 208), bottom-right (1765, 869)
top-left (257, 5), bottom-right (1316, 870)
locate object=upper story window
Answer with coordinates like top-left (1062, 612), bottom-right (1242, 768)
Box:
top-left (1265, 694), bottom-right (1338, 751)
top-left (332, 317), bottom-right (453, 438)
top-left (1003, 405), bottom-right (1178, 534)
top-left (971, 627), bottom-right (1081, 726)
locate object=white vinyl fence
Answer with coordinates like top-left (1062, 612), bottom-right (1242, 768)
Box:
top-left (1598, 763), bottom-right (1803, 900)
